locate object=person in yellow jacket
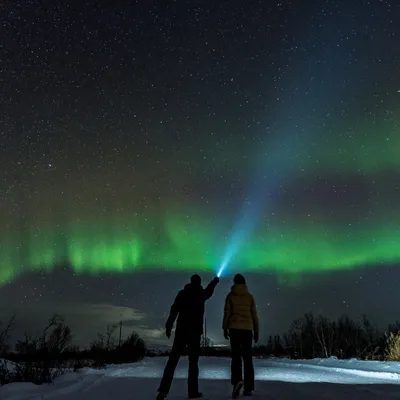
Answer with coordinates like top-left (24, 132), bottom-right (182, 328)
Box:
top-left (222, 274), bottom-right (259, 398)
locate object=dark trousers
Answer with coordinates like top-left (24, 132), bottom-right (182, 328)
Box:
top-left (229, 329), bottom-right (254, 391)
top-left (158, 333), bottom-right (201, 396)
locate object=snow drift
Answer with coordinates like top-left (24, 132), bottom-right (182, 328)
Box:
top-left (2, 356), bottom-right (400, 399)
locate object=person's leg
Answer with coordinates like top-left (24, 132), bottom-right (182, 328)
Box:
top-left (229, 329), bottom-right (243, 386)
top-left (158, 334), bottom-right (186, 395)
top-left (187, 334), bottom-right (201, 397)
top-left (242, 330), bottom-right (255, 392)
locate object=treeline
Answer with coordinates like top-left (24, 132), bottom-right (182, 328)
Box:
top-left (0, 313), bottom-right (146, 385)
top-left (261, 313), bottom-right (400, 361)
top-left (201, 313), bottom-right (400, 362)
top-left (2, 312), bottom-right (400, 387)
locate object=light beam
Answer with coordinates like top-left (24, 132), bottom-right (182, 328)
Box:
top-left (217, 11), bottom-right (362, 277)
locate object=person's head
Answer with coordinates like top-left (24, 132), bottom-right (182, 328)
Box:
top-left (190, 274), bottom-right (202, 286)
top-left (233, 273), bottom-right (246, 285)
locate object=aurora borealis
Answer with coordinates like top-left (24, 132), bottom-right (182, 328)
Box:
top-left (1, 0), bottom-right (400, 345)
top-left (2, 214), bottom-right (400, 281)
top-left (3, 109), bottom-right (399, 283)
top-left (1, 157), bottom-right (399, 284)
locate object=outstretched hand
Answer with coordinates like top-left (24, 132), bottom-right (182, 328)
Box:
top-left (224, 329), bottom-right (230, 340)
top-left (213, 276), bottom-right (220, 283)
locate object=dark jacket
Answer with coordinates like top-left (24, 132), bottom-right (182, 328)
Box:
top-left (166, 278), bottom-right (218, 336)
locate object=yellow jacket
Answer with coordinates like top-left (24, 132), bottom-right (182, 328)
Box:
top-left (222, 284), bottom-right (259, 332)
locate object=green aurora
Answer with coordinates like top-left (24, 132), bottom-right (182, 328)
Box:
top-left (1, 125), bottom-right (400, 286)
top-left (1, 211), bottom-right (399, 285)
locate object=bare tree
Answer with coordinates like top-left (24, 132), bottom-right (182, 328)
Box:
top-left (39, 314), bottom-right (72, 354)
top-left (106, 324), bottom-right (117, 351)
top-left (284, 313), bottom-right (318, 359)
top-left (40, 314), bottom-right (61, 348)
top-left (48, 323), bottom-right (72, 353)
top-left (315, 315), bottom-right (336, 358)
top-left (90, 324), bottom-right (118, 352)
top-left (0, 314), bottom-right (16, 355)
top-left (15, 332), bottom-right (38, 354)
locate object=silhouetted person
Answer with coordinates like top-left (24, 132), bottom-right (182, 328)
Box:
top-left (223, 274), bottom-right (259, 398)
top-left (157, 274), bottom-right (220, 400)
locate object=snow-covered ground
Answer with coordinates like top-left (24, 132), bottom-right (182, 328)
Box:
top-left (2, 356), bottom-right (400, 399)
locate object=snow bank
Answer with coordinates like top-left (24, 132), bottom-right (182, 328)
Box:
top-left (2, 357), bottom-right (400, 399)
top-left (0, 358), bottom-right (17, 373)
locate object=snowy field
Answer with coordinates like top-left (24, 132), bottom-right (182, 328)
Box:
top-left (2, 356), bottom-right (400, 399)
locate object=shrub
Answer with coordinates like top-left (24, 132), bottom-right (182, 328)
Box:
top-left (115, 331), bottom-right (147, 363)
top-left (1, 314), bottom-right (73, 385)
top-left (385, 332), bottom-right (400, 361)
top-left (0, 359), bottom-right (13, 385)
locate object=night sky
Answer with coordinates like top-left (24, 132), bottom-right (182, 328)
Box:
top-left (1, 0), bottom-right (400, 347)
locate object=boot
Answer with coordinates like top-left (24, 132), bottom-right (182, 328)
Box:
top-left (232, 381), bottom-right (243, 398)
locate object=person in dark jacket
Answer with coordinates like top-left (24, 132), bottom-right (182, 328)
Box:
top-left (223, 274), bottom-right (259, 398)
top-left (157, 274), bottom-right (220, 400)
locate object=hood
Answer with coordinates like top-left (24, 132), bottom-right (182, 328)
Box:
top-left (231, 284), bottom-right (249, 296)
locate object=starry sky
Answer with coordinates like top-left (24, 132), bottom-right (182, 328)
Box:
top-left (1, 0), bottom-right (400, 347)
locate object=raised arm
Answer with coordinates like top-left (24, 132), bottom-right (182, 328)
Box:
top-left (203, 276), bottom-right (219, 300)
top-left (165, 290), bottom-right (184, 336)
